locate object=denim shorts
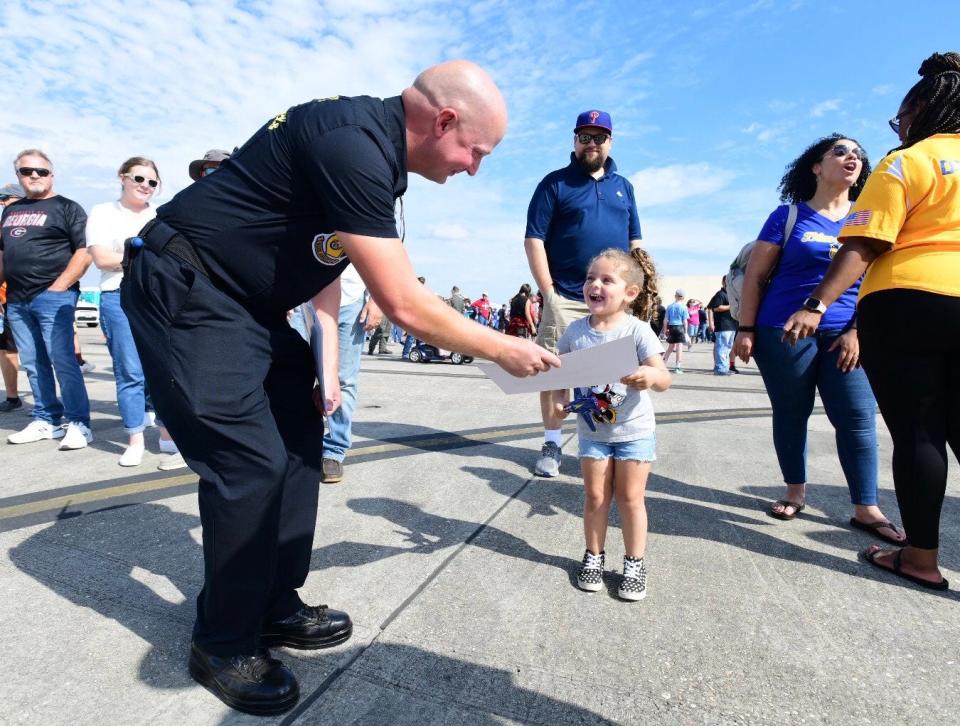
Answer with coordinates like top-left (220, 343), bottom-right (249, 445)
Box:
top-left (579, 434), bottom-right (656, 462)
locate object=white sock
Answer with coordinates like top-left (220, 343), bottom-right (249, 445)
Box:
top-left (543, 429), bottom-right (562, 446)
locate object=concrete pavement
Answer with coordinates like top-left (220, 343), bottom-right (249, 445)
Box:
top-left (2, 329), bottom-right (959, 725)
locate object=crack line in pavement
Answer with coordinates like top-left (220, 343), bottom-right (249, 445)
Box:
top-left (284, 431), bottom-right (577, 723)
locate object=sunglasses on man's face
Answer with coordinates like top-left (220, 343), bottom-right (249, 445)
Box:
top-left (576, 132), bottom-right (610, 146)
top-left (17, 167), bottom-right (51, 178)
top-left (826, 143), bottom-right (864, 161)
top-left (124, 173), bottom-right (159, 188)
top-left (201, 165), bottom-right (219, 177)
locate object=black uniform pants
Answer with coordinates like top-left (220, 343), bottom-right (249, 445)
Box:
top-left (122, 240), bottom-right (323, 656)
top-left (859, 288), bottom-right (960, 550)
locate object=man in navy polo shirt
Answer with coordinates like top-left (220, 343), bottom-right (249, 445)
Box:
top-left (524, 110), bottom-right (642, 477)
top-left (123, 60), bottom-right (559, 716)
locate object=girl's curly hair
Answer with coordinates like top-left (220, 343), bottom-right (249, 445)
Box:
top-left (587, 247), bottom-right (660, 322)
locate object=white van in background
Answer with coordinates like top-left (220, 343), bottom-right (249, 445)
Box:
top-left (75, 288), bottom-right (100, 328)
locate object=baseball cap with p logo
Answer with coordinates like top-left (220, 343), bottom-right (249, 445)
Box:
top-left (574, 110), bottom-right (613, 133)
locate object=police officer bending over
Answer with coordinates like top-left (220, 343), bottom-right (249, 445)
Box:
top-left (122, 60), bottom-right (559, 716)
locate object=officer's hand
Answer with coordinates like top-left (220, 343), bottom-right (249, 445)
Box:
top-left (497, 337), bottom-right (560, 377)
top-left (312, 383), bottom-right (341, 417)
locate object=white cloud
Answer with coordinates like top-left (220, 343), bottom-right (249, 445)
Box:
top-left (640, 218), bottom-right (744, 275)
top-left (428, 223), bottom-right (471, 241)
top-left (872, 84), bottom-right (893, 96)
top-left (629, 164), bottom-right (736, 208)
top-left (810, 99), bottom-right (841, 118)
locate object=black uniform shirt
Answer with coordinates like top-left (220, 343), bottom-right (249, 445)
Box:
top-left (0, 195), bottom-right (87, 303)
top-left (157, 95), bottom-right (407, 316)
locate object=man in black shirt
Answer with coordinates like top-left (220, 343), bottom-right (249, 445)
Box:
top-left (707, 276), bottom-right (739, 375)
top-left (0, 150), bottom-right (92, 448)
top-left (122, 60), bottom-right (558, 715)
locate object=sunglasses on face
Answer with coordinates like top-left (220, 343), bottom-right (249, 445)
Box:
top-left (17, 167), bottom-right (51, 178)
top-left (576, 132), bottom-right (610, 146)
top-left (888, 116), bottom-right (902, 134)
top-left (826, 143), bottom-right (864, 161)
top-left (201, 165), bottom-right (219, 177)
top-left (123, 173), bottom-right (159, 188)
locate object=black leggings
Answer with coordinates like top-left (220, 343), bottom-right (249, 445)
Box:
top-left (859, 288), bottom-right (960, 549)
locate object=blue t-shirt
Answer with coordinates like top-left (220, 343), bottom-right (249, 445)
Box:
top-left (756, 202), bottom-right (859, 331)
top-left (525, 154), bottom-right (642, 301)
top-left (665, 302), bottom-right (688, 326)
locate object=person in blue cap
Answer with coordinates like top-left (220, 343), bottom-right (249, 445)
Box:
top-left (524, 109), bottom-right (643, 477)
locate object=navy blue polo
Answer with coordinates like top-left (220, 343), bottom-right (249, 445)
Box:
top-left (156, 95), bottom-right (407, 317)
top-left (525, 153), bottom-right (642, 300)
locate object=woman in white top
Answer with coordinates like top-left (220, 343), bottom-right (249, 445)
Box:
top-left (86, 157), bottom-right (182, 468)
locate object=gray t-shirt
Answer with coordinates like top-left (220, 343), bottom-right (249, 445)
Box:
top-left (557, 315), bottom-right (664, 443)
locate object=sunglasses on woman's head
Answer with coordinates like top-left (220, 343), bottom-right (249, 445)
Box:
top-left (124, 174), bottom-right (158, 188)
top-left (826, 143), bottom-right (864, 161)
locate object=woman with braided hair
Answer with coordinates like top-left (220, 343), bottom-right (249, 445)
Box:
top-left (784, 52), bottom-right (960, 590)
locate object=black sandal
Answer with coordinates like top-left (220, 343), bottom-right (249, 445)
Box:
top-left (860, 546), bottom-right (949, 591)
top-left (767, 499), bottom-right (805, 521)
top-left (849, 518), bottom-right (907, 546)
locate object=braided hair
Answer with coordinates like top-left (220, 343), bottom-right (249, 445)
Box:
top-left (895, 52), bottom-right (960, 151)
top-left (586, 247), bottom-right (659, 322)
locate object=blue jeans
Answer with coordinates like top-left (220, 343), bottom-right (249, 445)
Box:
top-left (402, 333), bottom-right (416, 359)
top-left (6, 290), bottom-right (90, 426)
top-left (100, 291), bottom-right (147, 434)
top-left (322, 298), bottom-right (365, 461)
top-left (752, 325), bottom-right (878, 505)
top-left (713, 330), bottom-right (735, 372)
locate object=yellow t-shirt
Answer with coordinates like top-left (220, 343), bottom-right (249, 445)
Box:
top-left (839, 133), bottom-right (960, 300)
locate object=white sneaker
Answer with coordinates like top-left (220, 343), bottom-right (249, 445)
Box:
top-left (618, 556), bottom-right (648, 601)
top-left (80, 361), bottom-right (96, 373)
top-left (59, 421), bottom-right (93, 450)
top-left (8, 420), bottom-right (66, 444)
top-left (118, 444), bottom-right (145, 467)
top-left (158, 452), bottom-right (187, 471)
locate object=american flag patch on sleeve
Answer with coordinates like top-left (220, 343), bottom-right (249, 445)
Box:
top-left (844, 210), bottom-right (872, 226)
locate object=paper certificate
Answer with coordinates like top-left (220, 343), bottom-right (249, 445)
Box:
top-left (476, 336), bottom-right (638, 394)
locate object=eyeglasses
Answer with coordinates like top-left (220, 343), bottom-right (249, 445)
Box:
top-left (576, 132), bottom-right (610, 146)
top-left (825, 143), bottom-right (864, 161)
top-left (123, 174), bottom-right (159, 188)
top-left (201, 165), bottom-right (219, 177)
top-left (17, 167), bottom-right (51, 178)
top-left (888, 116), bottom-right (901, 134)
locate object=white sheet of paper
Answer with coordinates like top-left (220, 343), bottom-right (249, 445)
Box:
top-left (476, 335), bottom-right (638, 394)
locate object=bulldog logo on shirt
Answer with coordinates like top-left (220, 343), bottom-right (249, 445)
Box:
top-left (312, 232), bottom-right (346, 266)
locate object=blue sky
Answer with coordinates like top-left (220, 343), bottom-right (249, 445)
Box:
top-left (1, 0), bottom-right (956, 304)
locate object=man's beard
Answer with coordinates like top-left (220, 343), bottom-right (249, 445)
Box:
top-left (576, 149), bottom-right (605, 174)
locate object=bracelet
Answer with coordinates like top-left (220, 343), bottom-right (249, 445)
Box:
top-left (737, 325), bottom-right (756, 333)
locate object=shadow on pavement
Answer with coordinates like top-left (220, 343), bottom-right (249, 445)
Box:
top-left (462, 465), bottom-right (960, 596)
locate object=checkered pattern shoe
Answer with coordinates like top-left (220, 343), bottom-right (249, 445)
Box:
top-left (618, 556), bottom-right (647, 601)
top-left (576, 550), bottom-right (605, 592)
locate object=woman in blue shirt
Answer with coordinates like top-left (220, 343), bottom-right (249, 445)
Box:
top-left (733, 134), bottom-right (905, 546)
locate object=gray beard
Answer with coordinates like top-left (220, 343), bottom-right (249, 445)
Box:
top-left (576, 151), bottom-right (605, 174)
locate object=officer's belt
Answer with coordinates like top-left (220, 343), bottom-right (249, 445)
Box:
top-left (139, 219), bottom-right (210, 277)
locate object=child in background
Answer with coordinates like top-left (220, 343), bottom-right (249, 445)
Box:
top-left (551, 248), bottom-right (671, 601)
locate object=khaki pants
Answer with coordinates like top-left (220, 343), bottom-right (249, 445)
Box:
top-left (536, 291), bottom-right (590, 354)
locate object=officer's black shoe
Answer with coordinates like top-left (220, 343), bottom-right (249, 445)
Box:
top-left (188, 642), bottom-right (299, 715)
top-left (261, 604), bottom-right (353, 649)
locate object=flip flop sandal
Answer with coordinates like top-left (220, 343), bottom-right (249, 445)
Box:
top-left (767, 499), bottom-right (805, 521)
top-left (860, 546), bottom-right (949, 591)
top-left (849, 518), bottom-right (907, 547)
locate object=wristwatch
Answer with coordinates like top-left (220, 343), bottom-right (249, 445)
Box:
top-left (801, 296), bottom-right (828, 314)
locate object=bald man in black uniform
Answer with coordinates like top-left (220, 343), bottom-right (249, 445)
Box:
top-left (122, 60), bottom-right (558, 715)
